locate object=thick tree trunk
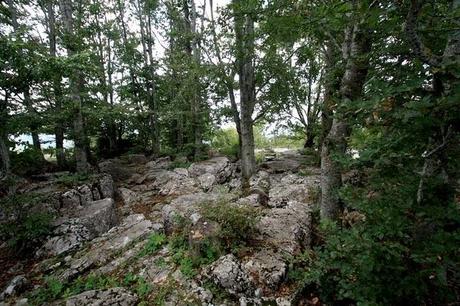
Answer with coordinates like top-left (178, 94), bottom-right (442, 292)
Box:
top-left (234, 0), bottom-right (256, 187)
top-left (60, 0), bottom-right (88, 173)
top-left (320, 22), bottom-right (372, 221)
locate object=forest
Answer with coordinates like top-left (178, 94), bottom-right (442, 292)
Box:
top-left (0, 0), bottom-right (459, 305)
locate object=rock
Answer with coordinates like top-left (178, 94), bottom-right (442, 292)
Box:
top-left (118, 187), bottom-right (140, 206)
top-left (237, 193), bottom-right (265, 208)
top-left (159, 176), bottom-right (200, 196)
top-left (39, 198), bottom-right (117, 257)
top-left (162, 192), bottom-right (236, 231)
top-left (0, 275), bottom-right (28, 301)
top-left (65, 287), bottom-right (138, 306)
top-left (174, 168), bottom-right (189, 177)
top-left (189, 157), bottom-right (235, 184)
top-left (61, 189), bottom-right (81, 210)
top-left (146, 157), bottom-right (171, 170)
top-left (55, 214), bottom-right (154, 282)
top-left (268, 174), bottom-right (320, 208)
top-left (206, 254), bottom-right (253, 296)
top-left (98, 174), bottom-right (115, 199)
top-left (249, 171), bottom-right (271, 193)
top-left (126, 154), bottom-right (148, 164)
top-left (98, 160), bottom-right (133, 181)
top-left (76, 198), bottom-right (118, 238)
top-left (244, 250), bottom-right (287, 289)
top-left (257, 201), bottom-right (312, 255)
top-left (260, 159), bottom-right (301, 173)
top-left (197, 173), bottom-right (216, 191)
top-left (91, 187), bottom-right (101, 201)
top-left (38, 220), bottom-right (91, 257)
top-left (77, 185), bottom-right (93, 204)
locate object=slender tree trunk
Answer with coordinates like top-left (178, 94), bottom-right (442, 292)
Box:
top-left (320, 21), bottom-right (372, 221)
top-left (234, 1), bottom-right (256, 188)
top-left (0, 94), bottom-right (10, 180)
top-left (45, 0), bottom-right (66, 169)
top-left (60, 0), bottom-right (88, 173)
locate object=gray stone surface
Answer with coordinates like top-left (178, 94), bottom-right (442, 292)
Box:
top-left (206, 254), bottom-right (253, 296)
top-left (189, 157), bottom-right (235, 184)
top-left (65, 287), bottom-right (138, 306)
top-left (0, 275), bottom-right (28, 301)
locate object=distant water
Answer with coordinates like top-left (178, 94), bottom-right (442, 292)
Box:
top-left (12, 134), bottom-right (74, 152)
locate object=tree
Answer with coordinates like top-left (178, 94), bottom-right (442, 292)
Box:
top-left (59, 0), bottom-right (89, 173)
top-left (320, 2), bottom-right (374, 221)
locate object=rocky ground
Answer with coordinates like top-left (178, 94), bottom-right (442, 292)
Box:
top-left (0, 150), bottom-right (321, 306)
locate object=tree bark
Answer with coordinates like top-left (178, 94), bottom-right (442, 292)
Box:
top-left (320, 21), bottom-right (372, 221)
top-left (0, 93), bottom-right (10, 180)
top-left (234, 0), bottom-right (256, 188)
top-left (59, 0), bottom-right (88, 173)
top-left (45, 0), bottom-right (66, 169)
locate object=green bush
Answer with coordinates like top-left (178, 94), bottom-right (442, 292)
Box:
top-left (211, 128), bottom-right (239, 159)
top-left (10, 147), bottom-right (46, 176)
top-left (0, 193), bottom-right (54, 254)
top-left (200, 202), bottom-right (259, 252)
top-left (138, 233), bottom-right (167, 257)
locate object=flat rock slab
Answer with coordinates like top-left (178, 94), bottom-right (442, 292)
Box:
top-left (54, 214), bottom-right (155, 282)
top-left (65, 287), bottom-right (138, 306)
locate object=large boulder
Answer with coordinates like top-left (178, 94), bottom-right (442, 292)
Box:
top-left (188, 157), bottom-right (235, 184)
top-left (65, 287), bottom-right (138, 306)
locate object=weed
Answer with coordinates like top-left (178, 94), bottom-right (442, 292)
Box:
top-left (138, 233), bottom-right (167, 257)
top-left (200, 202), bottom-right (259, 252)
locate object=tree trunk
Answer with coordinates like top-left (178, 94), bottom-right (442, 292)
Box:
top-left (45, 0), bottom-right (66, 169)
top-left (0, 94), bottom-right (10, 180)
top-left (234, 0), bottom-right (256, 188)
top-left (59, 0), bottom-right (88, 173)
top-left (320, 21), bottom-right (372, 221)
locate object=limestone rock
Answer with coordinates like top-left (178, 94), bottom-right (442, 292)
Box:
top-left (197, 173), bottom-right (216, 191)
top-left (206, 254), bottom-right (253, 296)
top-left (189, 157), bottom-right (235, 184)
top-left (244, 250), bottom-right (287, 289)
top-left (37, 220), bottom-right (91, 257)
top-left (55, 214), bottom-right (154, 282)
top-left (77, 185), bottom-right (93, 205)
top-left (65, 287), bottom-right (138, 306)
top-left (0, 275), bottom-right (28, 301)
top-left (98, 174), bottom-right (115, 199)
top-left (257, 201), bottom-right (312, 255)
top-left (61, 189), bottom-right (81, 210)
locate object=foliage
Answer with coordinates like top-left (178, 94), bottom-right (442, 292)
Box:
top-left (10, 147), bottom-right (46, 176)
top-left (200, 202), bottom-right (259, 252)
top-left (0, 193), bottom-right (54, 253)
top-left (28, 275), bottom-right (119, 305)
top-left (211, 128), bottom-right (239, 159)
top-left (54, 172), bottom-right (94, 188)
top-left (138, 232), bottom-right (167, 257)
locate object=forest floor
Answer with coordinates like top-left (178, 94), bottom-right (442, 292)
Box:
top-left (0, 150), bottom-right (322, 305)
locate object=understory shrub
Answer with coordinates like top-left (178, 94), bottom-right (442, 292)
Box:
top-left (0, 193), bottom-right (54, 254)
